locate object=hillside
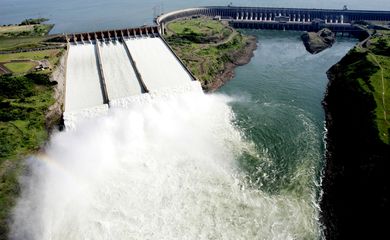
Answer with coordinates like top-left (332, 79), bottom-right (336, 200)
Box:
top-left (0, 19), bottom-right (64, 239)
top-left (321, 31), bottom-right (390, 239)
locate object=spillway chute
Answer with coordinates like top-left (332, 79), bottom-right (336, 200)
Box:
top-left (64, 35), bottom-right (197, 128)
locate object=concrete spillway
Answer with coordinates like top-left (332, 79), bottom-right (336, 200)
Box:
top-left (99, 41), bottom-right (143, 99)
top-left (64, 36), bottom-right (196, 127)
top-left (125, 37), bottom-right (193, 91)
top-left (65, 44), bottom-right (104, 112)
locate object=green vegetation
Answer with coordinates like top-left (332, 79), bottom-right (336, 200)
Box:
top-left (0, 18), bottom-right (64, 77)
top-left (0, 25), bottom-right (34, 36)
top-left (0, 49), bottom-right (62, 63)
top-left (366, 33), bottom-right (390, 144)
top-left (0, 73), bottom-right (57, 238)
top-left (0, 18), bottom-right (59, 52)
top-left (0, 49), bottom-right (62, 64)
top-left (4, 62), bottom-right (37, 74)
top-left (0, 18), bottom-right (62, 239)
top-left (0, 49), bottom-right (63, 75)
top-left (166, 18), bottom-right (253, 89)
top-left (340, 32), bottom-right (390, 144)
top-left (0, 18), bottom-right (52, 39)
top-left (20, 18), bottom-right (49, 26)
top-left (167, 18), bottom-right (233, 43)
top-left (0, 24), bottom-right (53, 38)
top-left (0, 36), bottom-right (52, 51)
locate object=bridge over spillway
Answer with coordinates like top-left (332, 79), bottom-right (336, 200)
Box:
top-left (156, 6), bottom-right (390, 36)
top-left (64, 26), bottom-right (197, 124)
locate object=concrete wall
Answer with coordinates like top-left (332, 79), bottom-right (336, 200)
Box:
top-left (66, 26), bottom-right (159, 44)
top-left (156, 6), bottom-right (390, 33)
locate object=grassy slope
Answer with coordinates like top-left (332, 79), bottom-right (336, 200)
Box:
top-left (0, 23), bottom-right (55, 51)
top-left (332, 31), bottom-right (390, 144)
top-left (0, 49), bottom-right (61, 62)
top-left (0, 24), bottom-right (53, 38)
top-left (4, 62), bottom-right (37, 74)
top-left (0, 49), bottom-right (63, 75)
top-left (166, 18), bottom-right (250, 88)
top-left (0, 21), bottom-right (63, 75)
top-left (0, 36), bottom-right (51, 51)
top-left (0, 49), bottom-right (63, 64)
top-left (321, 30), bottom-right (390, 239)
top-left (367, 53), bottom-right (390, 143)
top-left (0, 19), bottom-right (61, 239)
top-left (356, 32), bottom-right (390, 144)
top-left (0, 25), bottom-right (34, 35)
top-left (0, 73), bottom-right (56, 239)
top-left (167, 18), bottom-right (232, 41)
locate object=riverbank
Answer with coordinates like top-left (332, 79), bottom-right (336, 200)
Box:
top-left (0, 20), bottom-right (65, 239)
top-left (321, 30), bottom-right (390, 239)
top-left (165, 17), bottom-right (257, 92)
top-left (208, 35), bottom-right (257, 91)
top-left (0, 72), bottom-right (62, 239)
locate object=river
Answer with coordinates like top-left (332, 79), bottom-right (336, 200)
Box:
top-left (220, 31), bottom-right (356, 238)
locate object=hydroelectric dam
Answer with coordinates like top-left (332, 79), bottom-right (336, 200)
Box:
top-left (63, 5), bottom-right (390, 126)
top-left (157, 6), bottom-right (390, 37)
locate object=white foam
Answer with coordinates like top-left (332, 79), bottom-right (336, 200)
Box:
top-left (65, 44), bottom-right (104, 112)
top-left (125, 37), bottom-right (193, 91)
top-left (63, 104), bottom-right (109, 130)
top-left (99, 41), bottom-right (143, 99)
top-left (65, 38), bottom-right (195, 119)
top-left (11, 86), bottom-right (320, 239)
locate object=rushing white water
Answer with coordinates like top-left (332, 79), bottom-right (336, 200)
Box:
top-left (65, 44), bottom-right (104, 112)
top-left (125, 37), bottom-right (193, 91)
top-left (99, 41), bottom-right (143, 99)
top-left (64, 37), bottom-right (198, 130)
top-left (10, 82), bottom-right (320, 240)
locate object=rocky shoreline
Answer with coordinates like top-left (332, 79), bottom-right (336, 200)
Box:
top-left (46, 53), bottom-right (66, 131)
top-left (206, 35), bottom-right (257, 92)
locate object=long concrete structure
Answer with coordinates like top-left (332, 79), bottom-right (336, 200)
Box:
top-left (157, 6), bottom-right (390, 24)
top-left (64, 33), bottom-right (196, 115)
top-left (66, 26), bottom-right (160, 43)
top-left (156, 6), bottom-right (390, 36)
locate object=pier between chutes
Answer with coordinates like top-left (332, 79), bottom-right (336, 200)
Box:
top-left (120, 37), bottom-right (149, 94)
top-left (94, 42), bottom-right (110, 105)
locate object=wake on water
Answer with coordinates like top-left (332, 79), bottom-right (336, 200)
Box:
top-left (10, 82), bottom-right (321, 239)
